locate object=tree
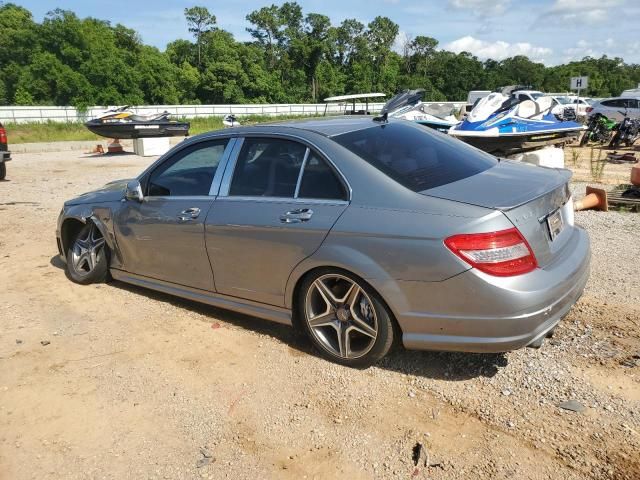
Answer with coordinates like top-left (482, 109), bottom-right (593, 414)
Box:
top-left (333, 19), bottom-right (364, 67)
top-left (1, 3), bottom-right (639, 107)
top-left (246, 5), bottom-right (281, 68)
top-left (184, 6), bottom-right (216, 68)
top-left (410, 36), bottom-right (438, 79)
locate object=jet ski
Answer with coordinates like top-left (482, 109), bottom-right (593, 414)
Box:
top-left (382, 89), bottom-right (459, 132)
top-left (85, 106), bottom-right (190, 139)
top-left (449, 86), bottom-right (584, 155)
top-left (222, 114), bottom-right (240, 127)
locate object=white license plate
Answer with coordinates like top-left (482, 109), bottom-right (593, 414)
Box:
top-left (546, 209), bottom-right (564, 241)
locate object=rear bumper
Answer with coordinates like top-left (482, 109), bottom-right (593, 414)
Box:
top-left (395, 226), bottom-right (591, 353)
top-left (1, 151), bottom-right (10, 162)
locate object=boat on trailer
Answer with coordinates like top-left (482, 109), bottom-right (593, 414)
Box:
top-left (449, 86), bottom-right (584, 156)
top-left (85, 106), bottom-right (190, 140)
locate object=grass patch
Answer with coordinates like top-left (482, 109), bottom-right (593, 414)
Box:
top-left (6, 121), bottom-right (100, 143)
top-left (4, 114), bottom-right (324, 144)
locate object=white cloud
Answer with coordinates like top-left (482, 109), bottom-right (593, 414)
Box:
top-left (448, 0), bottom-right (512, 16)
top-left (444, 35), bottom-right (552, 62)
top-left (393, 30), bottom-right (411, 54)
top-left (561, 37), bottom-right (634, 63)
top-left (542, 0), bottom-right (623, 24)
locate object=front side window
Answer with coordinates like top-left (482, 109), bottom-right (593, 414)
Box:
top-left (333, 122), bottom-right (497, 192)
top-left (147, 140), bottom-right (228, 196)
top-left (229, 138), bottom-right (307, 197)
top-left (298, 153), bottom-right (347, 200)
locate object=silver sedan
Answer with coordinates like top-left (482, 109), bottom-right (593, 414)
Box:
top-left (56, 117), bottom-right (590, 367)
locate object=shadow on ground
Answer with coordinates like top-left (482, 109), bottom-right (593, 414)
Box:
top-left (83, 151), bottom-right (138, 158)
top-left (50, 255), bottom-right (66, 269)
top-left (50, 254), bottom-right (508, 381)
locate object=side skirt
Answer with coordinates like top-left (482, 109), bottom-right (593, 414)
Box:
top-left (110, 269), bottom-right (292, 326)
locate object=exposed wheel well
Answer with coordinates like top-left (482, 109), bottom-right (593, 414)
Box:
top-left (290, 266), bottom-right (403, 342)
top-left (60, 218), bottom-right (86, 255)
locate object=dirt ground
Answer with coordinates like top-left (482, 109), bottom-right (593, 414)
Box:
top-left (0, 146), bottom-right (639, 480)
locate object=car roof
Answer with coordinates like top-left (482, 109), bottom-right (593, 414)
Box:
top-left (260, 115), bottom-right (386, 137)
top-left (596, 97), bottom-right (639, 102)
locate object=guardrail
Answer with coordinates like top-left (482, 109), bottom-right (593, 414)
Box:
top-left (0, 102), bottom-right (465, 124)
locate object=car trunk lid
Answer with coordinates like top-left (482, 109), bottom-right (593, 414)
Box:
top-left (423, 160), bottom-right (573, 268)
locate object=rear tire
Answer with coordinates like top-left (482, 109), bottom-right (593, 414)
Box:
top-left (609, 132), bottom-right (621, 149)
top-left (297, 268), bottom-right (395, 368)
top-left (0, 162), bottom-right (6, 180)
top-left (579, 132), bottom-right (589, 147)
top-left (66, 223), bottom-right (109, 285)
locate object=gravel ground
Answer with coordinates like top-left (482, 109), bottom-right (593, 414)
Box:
top-left (0, 150), bottom-right (638, 480)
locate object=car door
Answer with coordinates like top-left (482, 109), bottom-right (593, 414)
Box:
top-left (206, 136), bottom-right (350, 306)
top-left (114, 138), bottom-right (233, 291)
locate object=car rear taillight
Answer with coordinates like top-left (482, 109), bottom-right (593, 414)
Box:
top-left (444, 227), bottom-right (537, 277)
top-left (585, 107), bottom-right (593, 113)
top-left (0, 127), bottom-right (6, 144)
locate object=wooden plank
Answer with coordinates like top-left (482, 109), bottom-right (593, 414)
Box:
top-left (607, 185), bottom-right (640, 210)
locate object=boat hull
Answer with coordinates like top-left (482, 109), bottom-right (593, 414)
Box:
top-left (451, 129), bottom-right (581, 155)
top-left (85, 121), bottom-right (190, 139)
top-left (415, 120), bottom-right (456, 133)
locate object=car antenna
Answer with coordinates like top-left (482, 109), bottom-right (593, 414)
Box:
top-left (373, 112), bottom-right (388, 123)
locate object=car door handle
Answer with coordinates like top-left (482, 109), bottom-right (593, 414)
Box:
top-left (280, 208), bottom-right (313, 223)
top-left (177, 207), bottom-right (201, 221)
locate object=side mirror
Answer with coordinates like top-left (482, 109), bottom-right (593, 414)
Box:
top-left (124, 180), bottom-right (144, 202)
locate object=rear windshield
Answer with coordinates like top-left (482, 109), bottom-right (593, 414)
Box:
top-left (332, 122), bottom-right (497, 191)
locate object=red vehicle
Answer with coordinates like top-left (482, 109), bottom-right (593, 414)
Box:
top-left (0, 122), bottom-right (10, 180)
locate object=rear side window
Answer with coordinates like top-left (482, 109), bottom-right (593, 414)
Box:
top-left (333, 122), bottom-right (497, 192)
top-left (298, 153), bottom-right (347, 200)
top-left (625, 99), bottom-right (639, 109)
top-left (602, 99), bottom-right (625, 108)
top-left (229, 138), bottom-right (306, 197)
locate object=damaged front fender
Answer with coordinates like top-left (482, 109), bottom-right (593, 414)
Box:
top-left (57, 204), bottom-right (122, 268)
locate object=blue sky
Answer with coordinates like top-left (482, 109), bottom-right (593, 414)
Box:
top-left (14, 0), bottom-right (640, 65)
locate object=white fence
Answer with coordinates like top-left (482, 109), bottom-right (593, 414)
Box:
top-left (0, 103), bottom-right (383, 124)
top-left (0, 102), bottom-right (464, 124)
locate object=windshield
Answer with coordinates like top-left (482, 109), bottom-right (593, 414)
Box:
top-left (554, 96), bottom-right (572, 104)
top-left (333, 122), bottom-right (497, 192)
top-left (529, 92), bottom-right (544, 100)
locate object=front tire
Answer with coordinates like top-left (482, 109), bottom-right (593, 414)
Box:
top-left (297, 269), bottom-right (395, 368)
top-left (0, 162), bottom-right (6, 180)
top-left (66, 223), bottom-right (109, 285)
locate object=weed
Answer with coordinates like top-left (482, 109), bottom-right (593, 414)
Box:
top-left (569, 148), bottom-right (580, 166)
top-left (589, 147), bottom-right (606, 182)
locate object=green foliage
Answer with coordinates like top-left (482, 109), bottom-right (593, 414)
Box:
top-left (0, 2), bottom-right (639, 109)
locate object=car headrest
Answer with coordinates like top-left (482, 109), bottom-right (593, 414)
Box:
top-left (516, 100), bottom-right (538, 118)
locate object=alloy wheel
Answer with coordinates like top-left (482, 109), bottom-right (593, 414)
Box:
top-left (70, 224), bottom-right (105, 276)
top-left (304, 274), bottom-right (378, 359)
